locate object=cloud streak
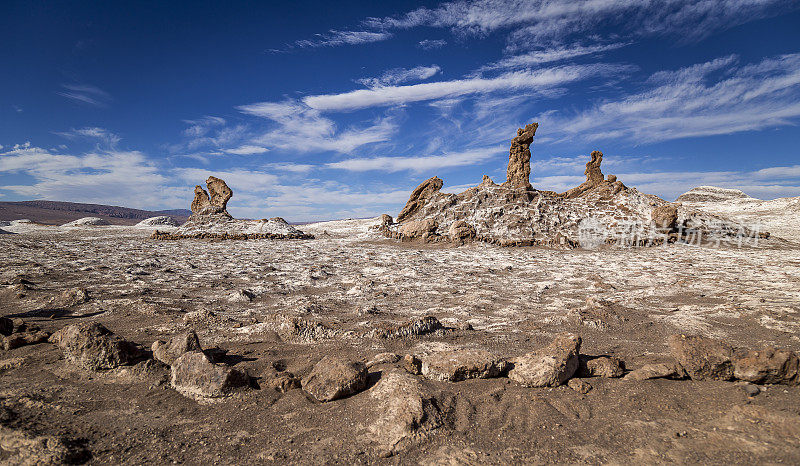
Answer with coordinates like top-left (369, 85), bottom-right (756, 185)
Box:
top-left (304, 63), bottom-right (633, 111)
top-left (539, 53), bottom-right (800, 143)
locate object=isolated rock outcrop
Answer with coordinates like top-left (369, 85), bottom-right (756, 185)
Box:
top-left (136, 216), bottom-right (180, 227)
top-left (367, 370), bottom-right (447, 456)
top-left (733, 346), bottom-right (799, 385)
top-left (505, 122), bottom-right (538, 189)
top-left (61, 217), bottom-right (110, 227)
top-left (302, 356), bottom-right (369, 402)
top-left (397, 177), bottom-right (443, 223)
top-left (668, 334), bottom-right (734, 381)
top-left (152, 331), bottom-right (203, 366)
top-left (170, 351), bottom-right (249, 398)
top-left (508, 333), bottom-right (581, 387)
top-left (624, 362), bottom-right (686, 381)
top-left (419, 347), bottom-right (508, 382)
top-left (155, 176), bottom-right (313, 240)
top-left (49, 322), bottom-right (144, 371)
top-left (190, 176), bottom-right (232, 218)
top-left (381, 124), bottom-right (760, 248)
top-left (562, 151), bottom-right (621, 198)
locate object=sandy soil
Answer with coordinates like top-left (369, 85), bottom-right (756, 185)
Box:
top-left (1, 218), bottom-right (799, 464)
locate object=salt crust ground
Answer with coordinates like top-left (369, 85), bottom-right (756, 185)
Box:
top-left (1, 212), bottom-right (799, 463)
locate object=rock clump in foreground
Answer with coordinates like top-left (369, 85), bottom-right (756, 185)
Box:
top-left (171, 351), bottom-right (250, 398)
top-left (153, 176), bottom-right (313, 240)
top-left (508, 333), bottom-right (581, 387)
top-left (380, 124), bottom-right (762, 248)
top-left (302, 355), bottom-right (369, 402)
top-left (49, 322), bottom-right (144, 371)
top-left (367, 370), bottom-right (448, 457)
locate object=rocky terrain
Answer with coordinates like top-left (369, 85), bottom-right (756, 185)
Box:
top-left (1, 126), bottom-right (799, 464)
top-left (0, 209), bottom-right (799, 463)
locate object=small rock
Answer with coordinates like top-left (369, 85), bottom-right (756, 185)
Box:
top-left (578, 355), bottom-right (625, 378)
top-left (301, 356), bottom-right (369, 402)
top-left (366, 352), bottom-right (400, 369)
top-left (368, 370), bottom-right (446, 456)
top-left (3, 330), bottom-right (50, 350)
top-left (371, 316), bottom-right (444, 339)
top-left (0, 317), bottom-right (13, 336)
top-left (152, 331), bottom-right (203, 366)
top-left (624, 362), bottom-right (686, 381)
top-left (403, 354), bottom-right (422, 375)
top-left (567, 378), bottom-right (592, 394)
top-left (171, 351), bottom-right (249, 398)
top-left (420, 348), bottom-right (508, 382)
top-left (0, 357), bottom-right (25, 372)
top-left (263, 371), bottom-right (301, 393)
top-left (508, 333), bottom-right (581, 387)
top-left (49, 322), bottom-right (144, 371)
top-left (669, 334), bottom-right (734, 381)
top-left (57, 287), bottom-right (91, 307)
top-left (743, 383), bottom-right (761, 397)
top-left (733, 346), bottom-right (799, 385)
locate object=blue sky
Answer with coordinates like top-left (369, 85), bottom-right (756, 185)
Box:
top-left (2, 0), bottom-right (800, 221)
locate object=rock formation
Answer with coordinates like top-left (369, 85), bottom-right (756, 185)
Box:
top-left (396, 176), bottom-right (443, 223)
top-left (206, 176), bottom-right (233, 211)
top-left (380, 123), bottom-right (755, 248)
top-left (505, 122), bottom-right (538, 189)
top-left (190, 186), bottom-right (212, 214)
top-left (155, 176), bottom-right (313, 240)
top-left (190, 176), bottom-right (232, 218)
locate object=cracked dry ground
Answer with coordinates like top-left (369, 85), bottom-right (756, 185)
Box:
top-left (2, 226), bottom-right (800, 464)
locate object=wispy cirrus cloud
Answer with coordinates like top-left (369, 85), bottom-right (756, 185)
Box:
top-left (539, 53), bottom-right (800, 144)
top-left (304, 63), bottom-right (633, 111)
top-left (356, 65), bottom-right (442, 88)
top-left (56, 84), bottom-right (111, 107)
top-left (237, 99), bottom-right (397, 153)
top-left (222, 145), bottom-right (269, 155)
top-left (326, 147), bottom-right (504, 173)
top-left (362, 0), bottom-right (795, 48)
top-left (476, 42), bottom-right (629, 73)
top-left (418, 39), bottom-right (447, 50)
top-left (54, 127), bottom-right (121, 148)
top-left (292, 30), bottom-right (393, 49)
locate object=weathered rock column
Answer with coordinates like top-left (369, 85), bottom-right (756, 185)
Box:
top-left (505, 122), bottom-right (538, 189)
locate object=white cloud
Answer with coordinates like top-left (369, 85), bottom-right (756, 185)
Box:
top-left (539, 53), bottom-right (800, 143)
top-left (56, 84), bottom-right (111, 107)
top-left (356, 65), bottom-right (441, 88)
top-left (364, 0), bottom-right (794, 46)
top-left (418, 39), bottom-right (447, 50)
top-left (326, 147), bottom-right (504, 173)
top-left (294, 30), bottom-right (393, 48)
top-left (264, 163), bottom-right (316, 173)
top-left (182, 116), bottom-right (226, 138)
top-left (222, 145), bottom-right (269, 155)
top-left (0, 144), bottom-right (182, 209)
top-left (54, 127), bottom-right (121, 148)
top-left (477, 42), bottom-right (629, 73)
top-left (237, 100), bottom-right (397, 153)
top-left (304, 63), bottom-right (632, 111)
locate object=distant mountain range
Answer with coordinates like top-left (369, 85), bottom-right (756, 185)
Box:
top-left (0, 200), bottom-right (191, 225)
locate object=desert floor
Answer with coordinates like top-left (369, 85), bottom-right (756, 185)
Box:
top-left (1, 219), bottom-right (799, 464)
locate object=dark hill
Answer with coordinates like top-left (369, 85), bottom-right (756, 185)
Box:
top-left (0, 200), bottom-right (191, 225)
